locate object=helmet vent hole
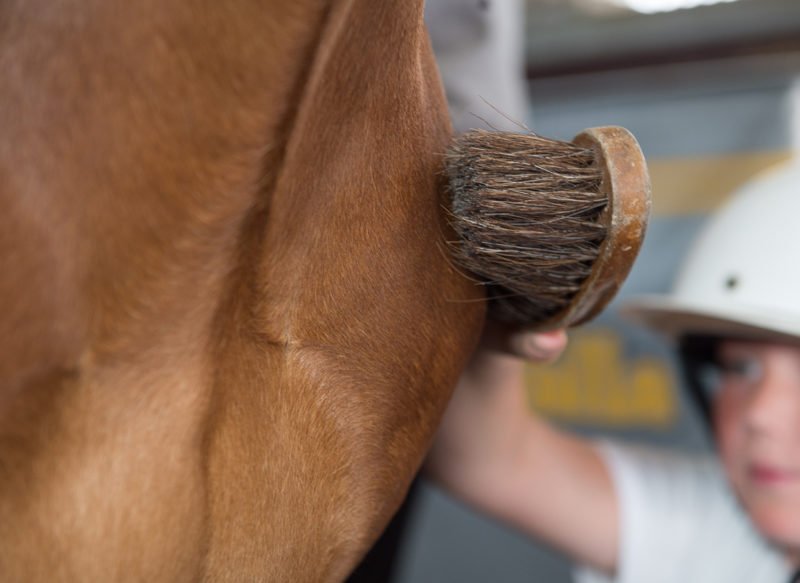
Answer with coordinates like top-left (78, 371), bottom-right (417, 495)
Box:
top-left (725, 275), bottom-right (739, 291)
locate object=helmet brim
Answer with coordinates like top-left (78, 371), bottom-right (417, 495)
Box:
top-left (620, 295), bottom-right (800, 345)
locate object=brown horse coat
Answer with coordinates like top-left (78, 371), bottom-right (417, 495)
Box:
top-left (0, 0), bottom-right (485, 580)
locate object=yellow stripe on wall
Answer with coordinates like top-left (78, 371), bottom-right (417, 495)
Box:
top-left (649, 150), bottom-right (792, 216)
top-left (525, 329), bottom-right (677, 427)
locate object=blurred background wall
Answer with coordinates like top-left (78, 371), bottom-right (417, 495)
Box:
top-left (392, 1), bottom-right (800, 581)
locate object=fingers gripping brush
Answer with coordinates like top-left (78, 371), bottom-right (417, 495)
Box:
top-left (446, 126), bottom-right (651, 330)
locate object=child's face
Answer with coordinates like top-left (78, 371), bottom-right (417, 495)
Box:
top-left (713, 340), bottom-right (800, 560)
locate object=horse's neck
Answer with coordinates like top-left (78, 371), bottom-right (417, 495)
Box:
top-left (1, 4), bottom-right (331, 580)
top-left (1, 0), bottom-right (328, 371)
top-left (0, 1), bottom-right (484, 581)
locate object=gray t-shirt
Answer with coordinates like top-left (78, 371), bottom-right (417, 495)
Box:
top-left (575, 442), bottom-right (790, 583)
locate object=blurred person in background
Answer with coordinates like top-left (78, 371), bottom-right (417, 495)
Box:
top-left (427, 161), bottom-right (800, 583)
top-left (424, 0), bottom-right (529, 133)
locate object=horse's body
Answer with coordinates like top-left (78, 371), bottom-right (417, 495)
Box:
top-left (0, 1), bottom-right (484, 580)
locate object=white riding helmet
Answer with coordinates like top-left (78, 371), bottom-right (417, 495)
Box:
top-left (621, 159), bottom-right (800, 344)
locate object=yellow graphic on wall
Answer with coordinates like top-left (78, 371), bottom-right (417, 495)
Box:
top-left (524, 329), bottom-right (676, 427)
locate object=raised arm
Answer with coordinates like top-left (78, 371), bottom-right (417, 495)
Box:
top-left (425, 328), bottom-right (620, 575)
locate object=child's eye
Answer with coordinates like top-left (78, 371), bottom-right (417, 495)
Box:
top-left (698, 356), bottom-right (763, 397)
top-left (718, 356), bottom-right (763, 385)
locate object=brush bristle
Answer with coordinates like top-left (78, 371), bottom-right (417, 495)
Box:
top-left (446, 129), bottom-right (608, 326)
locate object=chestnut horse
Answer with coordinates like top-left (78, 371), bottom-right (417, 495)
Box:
top-left (0, 1), bottom-right (485, 580)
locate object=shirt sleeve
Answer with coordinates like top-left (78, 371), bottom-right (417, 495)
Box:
top-left (572, 441), bottom-right (788, 583)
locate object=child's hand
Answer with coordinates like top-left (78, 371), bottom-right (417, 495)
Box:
top-left (475, 321), bottom-right (568, 364)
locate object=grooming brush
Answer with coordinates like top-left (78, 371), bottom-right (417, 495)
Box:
top-left (446, 126), bottom-right (651, 330)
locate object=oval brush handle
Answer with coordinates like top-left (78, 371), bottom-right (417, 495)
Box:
top-left (542, 126), bottom-right (651, 329)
